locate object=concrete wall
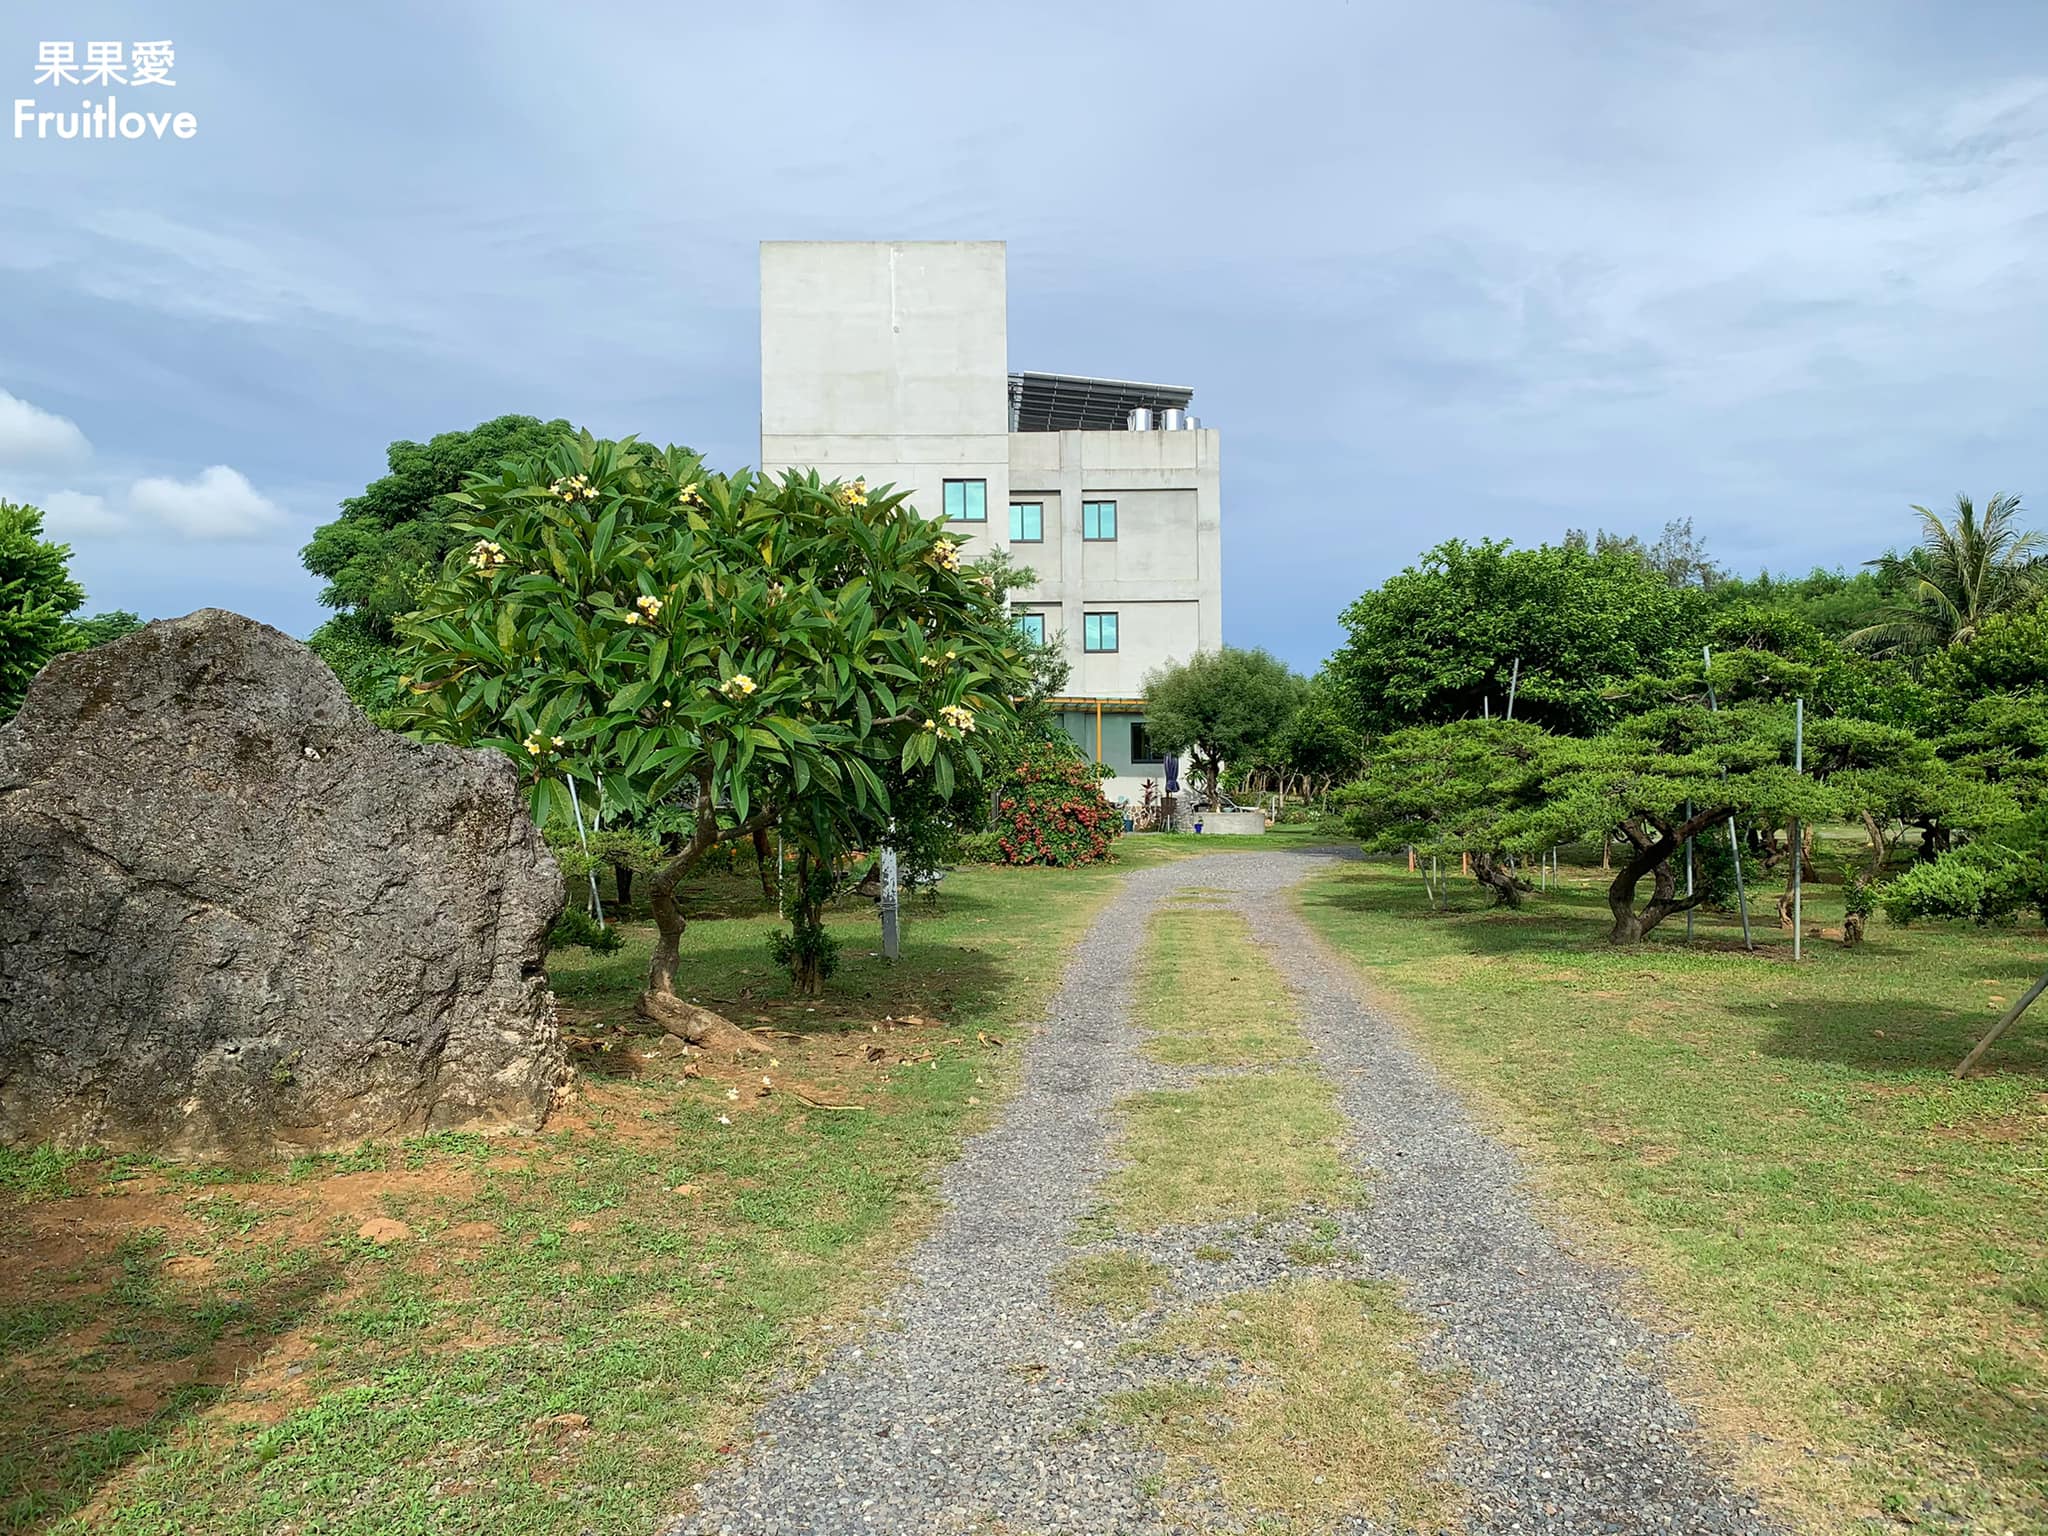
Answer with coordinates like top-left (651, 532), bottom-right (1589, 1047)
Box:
top-left (759, 240), bottom-right (1225, 725)
top-left (760, 241), bottom-right (1011, 559)
top-left (1010, 427), bottom-right (1223, 698)
top-left (1056, 708), bottom-right (1168, 809)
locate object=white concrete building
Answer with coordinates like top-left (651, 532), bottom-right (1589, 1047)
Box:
top-left (759, 240), bottom-right (1222, 805)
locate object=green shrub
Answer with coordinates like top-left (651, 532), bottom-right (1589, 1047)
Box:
top-left (990, 742), bottom-right (1121, 867)
top-left (546, 905), bottom-right (623, 954)
top-left (306, 612), bottom-right (409, 727)
top-left (542, 823), bottom-right (666, 881)
top-left (955, 829), bottom-right (1004, 863)
top-left (1881, 812), bottom-right (2048, 926)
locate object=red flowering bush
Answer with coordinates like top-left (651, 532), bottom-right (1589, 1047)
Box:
top-left (990, 741), bottom-right (1122, 866)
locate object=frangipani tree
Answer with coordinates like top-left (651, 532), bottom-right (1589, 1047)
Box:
top-left (397, 433), bottom-right (1032, 1022)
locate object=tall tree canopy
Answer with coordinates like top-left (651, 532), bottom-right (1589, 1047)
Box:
top-left (303, 414), bottom-right (575, 631)
top-left (1142, 647), bottom-right (1303, 807)
top-left (1329, 538), bottom-right (1704, 736)
top-left (396, 432), bottom-right (1034, 1006)
top-left (0, 500), bottom-right (85, 720)
top-left (1847, 493), bottom-right (2043, 655)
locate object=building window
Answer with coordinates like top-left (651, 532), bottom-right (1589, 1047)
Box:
top-left (1130, 722), bottom-right (1161, 764)
top-left (1009, 502), bottom-right (1043, 542)
top-left (1016, 611), bottom-right (1045, 645)
top-left (1082, 500), bottom-right (1117, 540)
top-left (1083, 612), bottom-right (1119, 652)
top-left (943, 479), bottom-right (987, 522)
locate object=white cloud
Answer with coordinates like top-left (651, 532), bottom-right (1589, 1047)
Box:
top-left (0, 389), bottom-right (91, 467)
top-left (40, 489), bottom-right (129, 537)
top-left (129, 465), bottom-right (286, 540)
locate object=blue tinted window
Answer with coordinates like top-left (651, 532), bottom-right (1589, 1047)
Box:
top-left (1083, 500), bottom-right (1116, 540)
top-left (1083, 612), bottom-right (1118, 652)
top-left (1009, 502), bottom-right (1043, 541)
top-left (1016, 612), bottom-right (1045, 644)
top-left (945, 479), bottom-right (986, 521)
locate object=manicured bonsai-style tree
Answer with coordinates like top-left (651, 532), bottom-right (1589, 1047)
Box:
top-left (1339, 719), bottom-right (1550, 906)
top-left (397, 432), bottom-right (1033, 1022)
top-left (1532, 705), bottom-right (1834, 942)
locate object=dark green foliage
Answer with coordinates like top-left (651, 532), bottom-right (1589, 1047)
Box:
top-left (1339, 719), bottom-right (1549, 856)
top-left (56, 610), bottom-right (144, 652)
top-left (1704, 565), bottom-right (1907, 643)
top-left (0, 500), bottom-right (84, 720)
top-left (1262, 678), bottom-right (1362, 790)
top-left (1330, 538), bottom-right (1704, 735)
top-left (1847, 493), bottom-right (2043, 656)
top-left (304, 612), bottom-right (409, 726)
top-left (546, 905), bottom-right (624, 954)
top-left (1143, 646), bottom-right (1303, 806)
top-left (954, 829), bottom-right (1004, 863)
top-left (769, 849), bottom-right (840, 992)
top-left (302, 414), bottom-right (574, 630)
top-left (1881, 809), bottom-right (2048, 926)
top-left (542, 823), bottom-right (667, 882)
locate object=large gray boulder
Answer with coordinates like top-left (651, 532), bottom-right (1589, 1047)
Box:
top-left (0, 609), bottom-right (570, 1162)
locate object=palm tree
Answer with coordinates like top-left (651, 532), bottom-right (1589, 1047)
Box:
top-left (1846, 493), bottom-right (2044, 655)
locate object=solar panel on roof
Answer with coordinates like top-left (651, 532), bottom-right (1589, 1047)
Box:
top-left (1008, 371), bottom-right (1195, 432)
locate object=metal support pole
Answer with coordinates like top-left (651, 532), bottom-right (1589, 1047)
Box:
top-left (878, 837), bottom-right (900, 962)
top-left (565, 775), bottom-right (604, 925)
top-left (1683, 799), bottom-right (1695, 942)
top-left (1955, 966), bottom-right (2048, 1077)
top-left (1702, 646), bottom-right (1753, 950)
top-left (1506, 657), bottom-right (1521, 721)
top-left (1792, 698), bottom-right (1804, 962)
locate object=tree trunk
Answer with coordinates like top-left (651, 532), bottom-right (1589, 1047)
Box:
top-left (613, 862), bottom-right (634, 912)
top-left (1606, 813), bottom-right (1721, 944)
top-left (793, 937), bottom-right (825, 997)
top-left (752, 824), bottom-right (776, 901)
top-left (1859, 811), bottom-right (1889, 881)
top-left (637, 990), bottom-right (771, 1055)
top-left (1471, 851), bottom-right (1527, 908)
top-left (643, 783), bottom-right (772, 1004)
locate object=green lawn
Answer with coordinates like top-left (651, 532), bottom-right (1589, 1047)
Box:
top-left (1090, 871), bottom-right (1454, 1533)
top-left (0, 855), bottom-right (1140, 1535)
top-left (1299, 857), bottom-right (2048, 1534)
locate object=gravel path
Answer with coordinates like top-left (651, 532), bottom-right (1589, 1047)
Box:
top-left (663, 847), bottom-right (1780, 1536)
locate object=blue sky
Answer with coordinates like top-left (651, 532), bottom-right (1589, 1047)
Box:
top-left (2, 1), bottom-right (2043, 673)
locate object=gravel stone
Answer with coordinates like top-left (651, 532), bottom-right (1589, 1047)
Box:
top-left (662, 849), bottom-right (1781, 1535)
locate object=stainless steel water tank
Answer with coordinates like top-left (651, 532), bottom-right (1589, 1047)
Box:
top-left (1160, 408), bottom-right (1186, 430)
top-left (1127, 407), bottom-right (1153, 430)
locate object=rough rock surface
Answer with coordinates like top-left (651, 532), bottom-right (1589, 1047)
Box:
top-left (0, 609), bottom-right (568, 1162)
